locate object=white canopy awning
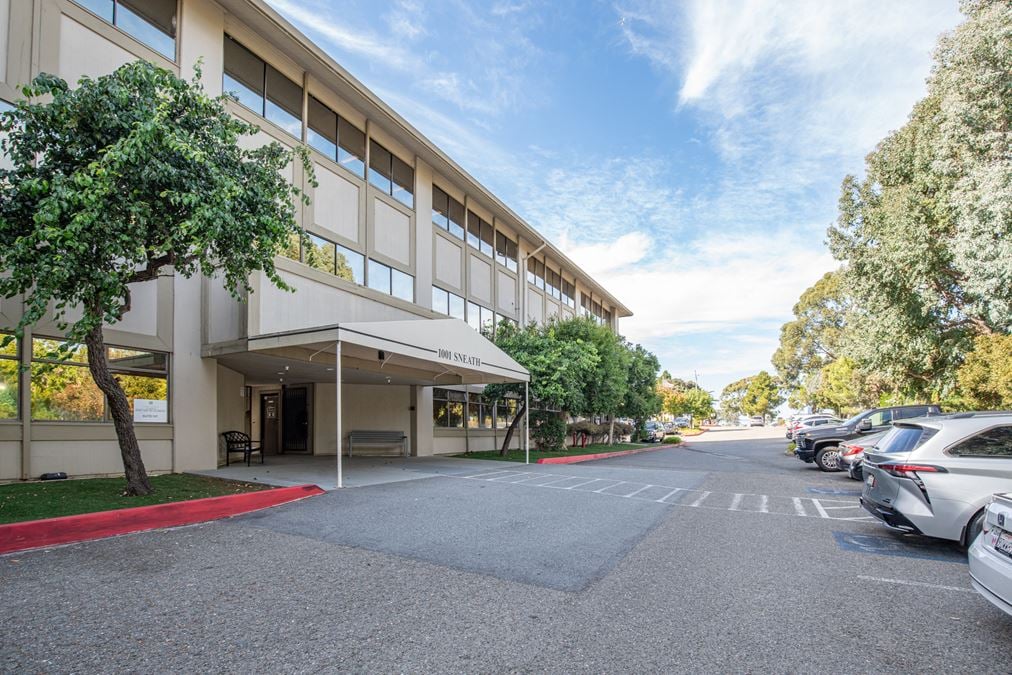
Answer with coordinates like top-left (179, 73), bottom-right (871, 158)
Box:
top-left (246, 318), bottom-right (529, 384)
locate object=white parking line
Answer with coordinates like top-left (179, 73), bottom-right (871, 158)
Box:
top-left (656, 488), bottom-right (684, 504)
top-left (688, 491), bottom-right (712, 507)
top-left (486, 473), bottom-right (531, 482)
top-left (729, 494), bottom-right (744, 511)
top-left (622, 484), bottom-right (652, 499)
top-left (856, 575), bottom-right (975, 593)
top-left (507, 474), bottom-right (549, 484)
top-left (792, 497), bottom-right (807, 517)
top-left (460, 470), bottom-right (515, 480)
top-left (759, 495), bottom-right (769, 513)
top-left (594, 481), bottom-right (626, 493)
top-left (562, 478), bottom-right (605, 490)
top-left (811, 499), bottom-right (830, 519)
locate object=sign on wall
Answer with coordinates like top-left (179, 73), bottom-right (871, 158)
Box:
top-left (134, 399), bottom-right (168, 423)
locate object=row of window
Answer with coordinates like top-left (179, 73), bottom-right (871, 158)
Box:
top-left (581, 295), bottom-right (612, 326)
top-left (223, 36), bottom-right (414, 208)
top-left (431, 187), bottom-right (518, 272)
top-left (527, 259), bottom-right (577, 308)
top-left (433, 388), bottom-right (520, 430)
top-left (287, 233), bottom-right (413, 303)
top-left (430, 288), bottom-right (515, 334)
top-left (0, 337), bottom-right (168, 422)
top-left (75, 0), bottom-right (176, 60)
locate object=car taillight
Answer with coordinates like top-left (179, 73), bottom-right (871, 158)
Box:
top-left (842, 445), bottom-right (861, 456)
top-left (878, 463), bottom-right (946, 503)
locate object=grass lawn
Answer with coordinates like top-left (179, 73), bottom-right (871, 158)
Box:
top-left (678, 427), bottom-right (706, 436)
top-left (0, 473), bottom-right (272, 525)
top-left (454, 441), bottom-right (677, 463)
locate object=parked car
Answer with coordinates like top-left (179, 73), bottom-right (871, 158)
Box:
top-left (749, 416), bottom-right (765, 427)
top-left (643, 421), bottom-right (666, 443)
top-left (786, 416), bottom-right (842, 440)
top-left (861, 412), bottom-right (1012, 547)
top-left (674, 416), bottom-right (691, 428)
top-left (794, 404), bottom-right (942, 472)
top-left (663, 421), bottom-right (677, 435)
top-left (968, 493), bottom-right (1012, 617)
top-left (838, 430), bottom-right (888, 481)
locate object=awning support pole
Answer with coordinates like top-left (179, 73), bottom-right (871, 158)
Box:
top-left (336, 340), bottom-right (343, 489)
top-left (524, 381), bottom-right (530, 465)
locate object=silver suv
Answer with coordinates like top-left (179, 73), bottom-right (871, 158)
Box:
top-left (861, 413), bottom-right (1012, 546)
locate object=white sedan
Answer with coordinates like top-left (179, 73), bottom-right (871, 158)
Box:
top-left (969, 493), bottom-right (1012, 617)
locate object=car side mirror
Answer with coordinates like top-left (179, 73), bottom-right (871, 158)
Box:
top-left (859, 418), bottom-right (872, 430)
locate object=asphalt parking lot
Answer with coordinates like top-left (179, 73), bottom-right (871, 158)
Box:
top-left (3, 427), bottom-right (1010, 672)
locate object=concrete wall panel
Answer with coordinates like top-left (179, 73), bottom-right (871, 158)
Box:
top-left (434, 236), bottom-right (462, 290)
top-left (373, 200), bottom-right (411, 267)
top-left (314, 163), bottom-right (360, 244)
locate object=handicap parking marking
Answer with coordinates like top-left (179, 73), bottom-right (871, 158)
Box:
top-left (832, 531), bottom-right (967, 564)
top-left (456, 470), bottom-right (874, 522)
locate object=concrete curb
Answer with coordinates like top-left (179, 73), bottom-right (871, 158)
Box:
top-left (536, 442), bottom-right (682, 465)
top-left (0, 483), bottom-right (325, 555)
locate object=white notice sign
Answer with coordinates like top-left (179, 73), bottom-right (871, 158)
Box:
top-left (134, 399), bottom-right (168, 423)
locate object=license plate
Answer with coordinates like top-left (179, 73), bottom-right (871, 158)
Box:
top-left (995, 530), bottom-right (1012, 559)
top-left (866, 474), bottom-right (876, 488)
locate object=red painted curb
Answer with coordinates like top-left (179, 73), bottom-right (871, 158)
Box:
top-left (537, 443), bottom-right (682, 464)
top-left (0, 483), bottom-right (325, 555)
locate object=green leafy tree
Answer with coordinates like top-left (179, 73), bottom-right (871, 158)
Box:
top-left (483, 320), bottom-right (599, 455)
top-left (664, 387), bottom-right (714, 425)
top-left (956, 334), bottom-right (1012, 409)
top-left (719, 376), bottom-right (753, 422)
top-left (815, 357), bottom-right (875, 416)
top-left (741, 371), bottom-right (784, 419)
top-left (619, 342), bottom-right (662, 440)
top-left (0, 62), bottom-right (311, 494)
top-left (827, 0), bottom-right (1011, 397)
top-left (554, 317), bottom-right (629, 444)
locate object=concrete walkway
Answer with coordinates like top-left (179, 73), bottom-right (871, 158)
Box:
top-left (189, 453), bottom-right (515, 490)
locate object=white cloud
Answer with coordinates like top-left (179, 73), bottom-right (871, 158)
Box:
top-left (561, 232), bottom-right (652, 274)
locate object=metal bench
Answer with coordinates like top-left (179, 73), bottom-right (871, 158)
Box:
top-left (220, 430), bottom-right (263, 467)
top-left (348, 430), bottom-right (408, 457)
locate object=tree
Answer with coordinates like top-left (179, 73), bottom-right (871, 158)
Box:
top-left (554, 317), bottom-right (628, 444)
top-left (956, 334), bottom-right (1012, 409)
top-left (827, 0), bottom-right (1011, 397)
top-left (741, 371), bottom-right (784, 419)
top-left (483, 320), bottom-right (599, 455)
top-left (0, 62), bottom-right (311, 495)
top-left (815, 357), bottom-right (874, 416)
top-left (719, 376), bottom-right (753, 423)
top-left (619, 342), bottom-right (662, 440)
top-left (664, 387), bottom-right (713, 426)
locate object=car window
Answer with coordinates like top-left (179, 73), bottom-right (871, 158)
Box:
top-left (893, 407), bottom-right (927, 420)
top-left (948, 426), bottom-right (1012, 458)
top-left (868, 410), bottom-right (893, 426)
top-left (876, 425), bottom-right (936, 453)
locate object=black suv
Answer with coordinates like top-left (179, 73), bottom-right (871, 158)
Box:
top-left (793, 404), bottom-right (942, 472)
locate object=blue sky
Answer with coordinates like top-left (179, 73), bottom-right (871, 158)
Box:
top-left (267, 0), bottom-right (963, 399)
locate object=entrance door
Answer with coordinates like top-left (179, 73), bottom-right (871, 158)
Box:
top-left (282, 386), bottom-right (310, 453)
top-left (260, 393), bottom-right (281, 455)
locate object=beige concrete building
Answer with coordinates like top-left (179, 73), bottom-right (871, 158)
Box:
top-left (0, 0), bottom-right (631, 481)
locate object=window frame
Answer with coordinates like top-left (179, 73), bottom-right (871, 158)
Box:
top-left (946, 425), bottom-right (1012, 458)
top-left (71, 0), bottom-right (178, 62)
top-left (369, 140), bottom-right (414, 208)
top-left (223, 35), bottom-right (303, 140)
top-left (306, 94), bottom-right (366, 178)
top-left (0, 335), bottom-right (20, 421)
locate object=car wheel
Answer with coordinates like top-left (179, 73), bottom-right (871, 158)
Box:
top-left (815, 446), bottom-right (842, 472)
top-left (963, 509), bottom-right (986, 549)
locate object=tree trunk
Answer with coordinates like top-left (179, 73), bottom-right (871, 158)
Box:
top-left (499, 400), bottom-right (527, 455)
top-left (85, 324), bottom-right (153, 496)
top-left (609, 417), bottom-right (615, 446)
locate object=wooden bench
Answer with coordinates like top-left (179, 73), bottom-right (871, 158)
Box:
top-left (220, 430), bottom-right (263, 467)
top-left (348, 430), bottom-right (408, 457)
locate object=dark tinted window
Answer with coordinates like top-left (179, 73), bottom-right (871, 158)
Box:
top-left (949, 426), bottom-right (1012, 458)
top-left (867, 409), bottom-right (893, 426)
top-left (76, 0), bottom-right (176, 60)
top-left (337, 118), bottom-right (366, 175)
top-left (877, 425), bottom-right (937, 453)
top-left (894, 406), bottom-right (930, 421)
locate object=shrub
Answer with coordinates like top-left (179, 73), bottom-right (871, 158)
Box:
top-left (532, 411), bottom-right (566, 450)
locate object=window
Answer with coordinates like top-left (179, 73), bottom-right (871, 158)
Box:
top-left (368, 259), bottom-right (414, 302)
top-left (468, 393), bottom-right (493, 429)
top-left (31, 339), bottom-right (167, 422)
top-left (433, 388), bottom-right (465, 428)
top-left (432, 286), bottom-right (465, 320)
top-left (369, 140), bottom-right (413, 208)
top-left (949, 426), bottom-right (1012, 458)
top-left (876, 425), bottom-right (937, 453)
top-left (223, 36), bottom-right (302, 138)
top-left (495, 232), bottom-right (518, 272)
top-left (307, 95), bottom-right (366, 177)
top-left (868, 409), bottom-right (893, 427)
top-left (581, 294), bottom-right (608, 324)
top-left (466, 301), bottom-right (495, 333)
top-left (527, 258), bottom-right (545, 290)
top-left (0, 337), bottom-right (18, 420)
top-left (73, 0), bottom-right (177, 60)
top-left (546, 268), bottom-right (562, 300)
top-left (467, 211), bottom-right (494, 257)
top-left (432, 186), bottom-right (465, 240)
top-left (306, 234), bottom-right (363, 284)
top-left (495, 395), bottom-right (519, 429)
top-left (893, 406), bottom-right (932, 420)
top-left (562, 280), bottom-right (576, 308)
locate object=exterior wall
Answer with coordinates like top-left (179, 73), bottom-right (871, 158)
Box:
top-left (216, 364), bottom-right (247, 462)
top-left (313, 383), bottom-right (411, 456)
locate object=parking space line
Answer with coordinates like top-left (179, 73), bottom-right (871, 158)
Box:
top-left (688, 491), bottom-right (711, 507)
top-left (856, 575), bottom-right (975, 593)
top-left (486, 472), bottom-right (532, 482)
top-left (759, 495), bottom-right (769, 513)
top-left (507, 474), bottom-right (549, 484)
top-left (460, 470), bottom-right (516, 480)
top-left (792, 498), bottom-right (807, 517)
top-left (539, 476), bottom-right (584, 487)
top-left (563, 478), bottom-right (605, 490)
top-left (622, 484), bottom-right (652, 498)
top-left (594, 481), bottom-right (627, 493)
top-left (728, 494), bottom-right (744, 511)
top-left (811, 499), bottom-right (830, 519)
top-left (656, 488), bottom-right (684, 503)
